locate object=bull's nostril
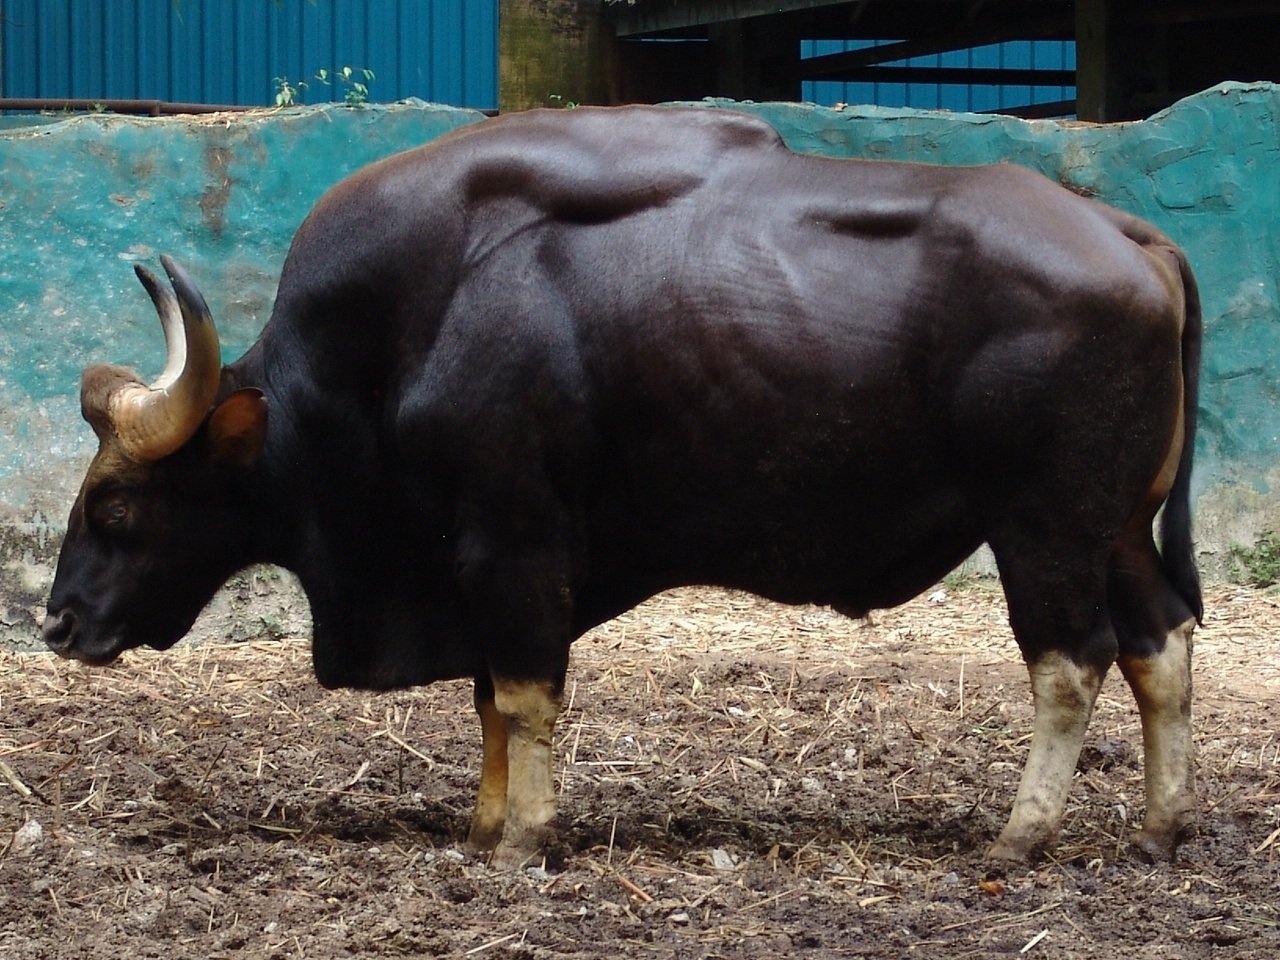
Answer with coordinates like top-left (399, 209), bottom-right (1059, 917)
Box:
top-left (42, 609), bottom-right (80, 652)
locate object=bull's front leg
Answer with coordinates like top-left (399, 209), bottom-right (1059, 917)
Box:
top-left (464, 677), bottom-right (563, 865)
top-left (486, 677), bottom-right (562, 868)
top-left (988, 651), bottom-right (1106, 862)
top-left (467, 679), bottom-right (510, 852)
top-left (452, 516), bottom-right (574, 866)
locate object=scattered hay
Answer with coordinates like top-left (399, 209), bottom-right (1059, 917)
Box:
top-left (0, 584), bottom-right (1276, 958)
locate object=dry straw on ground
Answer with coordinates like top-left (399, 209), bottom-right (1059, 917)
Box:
top-left (1, 583), bottom-right (1277, 958)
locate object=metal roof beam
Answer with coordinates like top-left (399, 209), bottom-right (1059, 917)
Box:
top-left (1132, 0), bottom-right (1280, 25)
top-left (792, 10), bottom-right (1072, 78)
top-left (794, 65), bottom-right (1076, 86)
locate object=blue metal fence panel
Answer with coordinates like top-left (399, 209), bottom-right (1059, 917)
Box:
top-left (1, 0), bottom-right (499, 109)
top-left (801, 39), bottom-right (1076, 115)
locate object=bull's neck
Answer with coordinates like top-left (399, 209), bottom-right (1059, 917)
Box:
top-left (218, 346), bottom-right (300, 572)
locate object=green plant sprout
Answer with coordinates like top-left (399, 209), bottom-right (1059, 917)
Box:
top-left (316, 66), bottom-right (376, 106)
top-left (273, 76), bottom-right (306, 107)
top-left (1228, 529), bottom-right (1280, 587)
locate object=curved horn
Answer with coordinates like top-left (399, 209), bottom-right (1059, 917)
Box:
top-left (106, 256), bottom-right (223, 461)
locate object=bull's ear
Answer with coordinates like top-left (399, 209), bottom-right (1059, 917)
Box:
top-left (207, 388), bottom-right (267, 468)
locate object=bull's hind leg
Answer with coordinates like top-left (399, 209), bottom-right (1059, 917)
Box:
top-left (988, 647), bottom-right (1109, 861)
top-left (986, 530), bottom-right (1117, 862)
top-left (1110, 537), bottom-right (1197, 860)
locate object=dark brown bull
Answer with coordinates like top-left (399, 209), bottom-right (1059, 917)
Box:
top-left (42, 106), bottom-right (1201, 867)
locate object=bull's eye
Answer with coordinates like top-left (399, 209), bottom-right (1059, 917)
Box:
top-left (98, 496), bottom-right (130, 530)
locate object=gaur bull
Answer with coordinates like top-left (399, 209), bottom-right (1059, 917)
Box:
top-left (42, 105), bottom-right (1202, 867)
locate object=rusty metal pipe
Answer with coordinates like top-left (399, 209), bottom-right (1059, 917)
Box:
top-left (0, 97), bottom-right (255, 116)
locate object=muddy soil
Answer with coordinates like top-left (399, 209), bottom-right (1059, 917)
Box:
top-left (1, 583), bottom-right (1276, 958)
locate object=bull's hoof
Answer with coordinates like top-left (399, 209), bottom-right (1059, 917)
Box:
top-left (985, 839), bottom-right (1027, 864)
top-left (487, 820), bottom-right (557, 871)
top-left (466, 821), bottom-right (504, 854)
top-left (985, 830), bottom-right (1051, 864)
top-left (1131, 821), bottom-right (1193, 862)
top-left (488, 839), bottom-right (544, 871)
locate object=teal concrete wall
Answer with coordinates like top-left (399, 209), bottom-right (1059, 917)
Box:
top-left (1, 84), bottom-right (1276, 646)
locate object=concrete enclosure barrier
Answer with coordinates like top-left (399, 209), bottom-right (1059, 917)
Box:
top-left (2, 83), bottom-right (1277, 648)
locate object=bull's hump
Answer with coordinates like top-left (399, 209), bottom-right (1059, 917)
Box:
top-left (457, 106), bottom-right (786, 224)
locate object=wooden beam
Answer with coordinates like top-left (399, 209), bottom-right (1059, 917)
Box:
top-left (709, 21), bottom-right (750, 99)
top-left (847, 0), bottom-right (872, 31)
top-left (1074, 0), bottom-right (1113, 121)
top-left (499, 0), bottom-right (612, 112)
top-left (609, 0), bottom-right (849, 38)
top-left (711, 16), bottom-right (804, 101)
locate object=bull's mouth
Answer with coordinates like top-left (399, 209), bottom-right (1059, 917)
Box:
top-left (65, 642), bottom-right (127, 667)
top-left (48, 633), bottom-right (128, 666)
top-left (42, 609), bottom-right (137, 666)
top-left (43, 605), bottom-right (193, 665)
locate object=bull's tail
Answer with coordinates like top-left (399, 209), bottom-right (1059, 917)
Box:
top-left (1159, 247), bottom-right (1203, 624)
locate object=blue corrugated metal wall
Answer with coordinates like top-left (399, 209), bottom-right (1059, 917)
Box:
top-left (0, 0), bottom-right (498, 109)
top-left (801, 39), bottom-right (1076, 114)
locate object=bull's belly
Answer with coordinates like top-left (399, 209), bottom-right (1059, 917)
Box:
top-left (578, 487), bottom-right (985, 628)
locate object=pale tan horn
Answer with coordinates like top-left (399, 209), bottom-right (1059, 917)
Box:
top-left (105, 255), bottom-right (223, 461)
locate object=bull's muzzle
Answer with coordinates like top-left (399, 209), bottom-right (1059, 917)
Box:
top-left (41, 608), bottom-right (80, 657)
top-left (40, 608), bottom-right (124, 665)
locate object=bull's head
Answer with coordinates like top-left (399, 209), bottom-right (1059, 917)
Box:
top-left (42, 257), bottom-right (267, 665)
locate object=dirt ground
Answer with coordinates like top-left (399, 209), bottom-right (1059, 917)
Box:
top-left (1, 582), bottom-right (1276, 959)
